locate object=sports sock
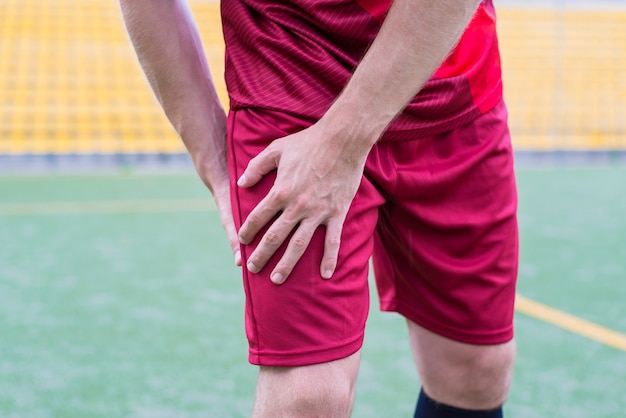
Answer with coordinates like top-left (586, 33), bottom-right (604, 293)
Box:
top-left (414, 388), bottom-right (503, 418)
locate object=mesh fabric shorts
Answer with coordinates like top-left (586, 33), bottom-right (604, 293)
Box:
top-left (227, 101), bottom-right (518, 367)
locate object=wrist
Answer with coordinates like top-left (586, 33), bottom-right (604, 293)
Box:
top-left (195, 151), bottom-right (229, 191)
top-left (319, 97), bottom-right (387, 157)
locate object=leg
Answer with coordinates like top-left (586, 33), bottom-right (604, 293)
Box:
top-left (367, 102), bottom-right (518, 415)
top-left (408, 321), bottom-right (515, 411)
top-left (227, 108), bottom-right (384, 417)
top-left (253, 350), bottom-right (361, 418)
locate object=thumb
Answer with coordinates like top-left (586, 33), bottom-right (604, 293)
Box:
top-left (237, 144), bottom-right (280, 188)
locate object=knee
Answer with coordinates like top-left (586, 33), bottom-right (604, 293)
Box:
top-left (256, 368), bottom-right (354, 418)
top-left (254, 353), bottom-right (360, 418)
top-left (284, 376), bottom-right (354, 418)
top-left (456, 340), bottom-right (516, 406)
top-left (421, 340), bottom-right (516, 409)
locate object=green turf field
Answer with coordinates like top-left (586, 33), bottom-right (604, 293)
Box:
top-left (0, 166), bottom-right (624, 417)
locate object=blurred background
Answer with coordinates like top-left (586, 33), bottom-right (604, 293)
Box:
top-left (1, 0), bottom-right (624, 167)
top-left (1, 1), bottom-right (625, 417)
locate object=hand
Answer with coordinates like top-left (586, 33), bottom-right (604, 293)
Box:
top-left (237, 121), bottom-right (369, 284)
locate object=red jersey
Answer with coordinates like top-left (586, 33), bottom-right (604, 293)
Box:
top-left (221, 0), bottom-right (503, 140)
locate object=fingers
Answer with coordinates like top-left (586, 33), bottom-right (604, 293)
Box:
top-left (236, 145), bottom-right (283, 263)
top-left (244, 215), bottom-right (343, 285)
top-left (268, 222), bottom-right (318, 285)
top-left (235, 134), bottom-right (356, 284)
top-left (246, 220), bottom-right (318, 285)
top-left (321, 218), bottom-right (342, 279)
top-left (238, 178), bottom-right (347, 283)
top-left (237, 191), bottom-right (282, 246)
top-left (244, 215), bottom-right (294, 276)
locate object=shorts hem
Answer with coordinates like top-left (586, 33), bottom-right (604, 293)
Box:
top-left (380, 299), bottom-right (514, 345)
top-left (248, 334), bottom-right (365, 367)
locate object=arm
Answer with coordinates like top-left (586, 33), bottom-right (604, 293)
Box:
top-left (237, 0), bottom-right (482, 283)
top-left (120, 0), bottom-right (241, 265)
top-left (323, 0), bottom-right (481, 152)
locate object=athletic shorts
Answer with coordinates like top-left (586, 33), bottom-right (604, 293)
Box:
top-left (227, 100), bottom-right (518, 367)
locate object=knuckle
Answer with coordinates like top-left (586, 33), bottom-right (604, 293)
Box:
top-left (292, 198), bottom-right (310, 213)
top-left (327, 236), bottom-right (341, 249)
top-left (249, 249), bottom-right (268, 264)
top-left (246, 212), bottom-right (262, 227)
top-left (270, 188), bottom-right (290, 204)
top-left (264, 230), bottom-right (282, 247)
top-left (291, 235), bottom-right (309, 252)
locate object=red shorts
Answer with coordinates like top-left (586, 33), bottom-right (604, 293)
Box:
top-left (227, 101), bottom-right (518, 367)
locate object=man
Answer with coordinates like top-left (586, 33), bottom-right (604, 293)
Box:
top-left (120, 0), bottom-right (518, 417)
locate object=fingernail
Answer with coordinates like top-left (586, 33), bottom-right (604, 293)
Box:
top-left (237, 174), bottom-right (246, 186)
top-left (322, 270), bottom-right (333, 279)
top-left (234, 250), bottom-right (242, 266)
top-left (271, 272), bottom-right (283, 284)
top-left (247, 261), bottom-right (259, 273)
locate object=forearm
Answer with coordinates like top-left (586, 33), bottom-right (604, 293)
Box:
top-left (120, 0), bottom-right (227, 191)
top-left (321, 0), bottom-right (482, 152)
